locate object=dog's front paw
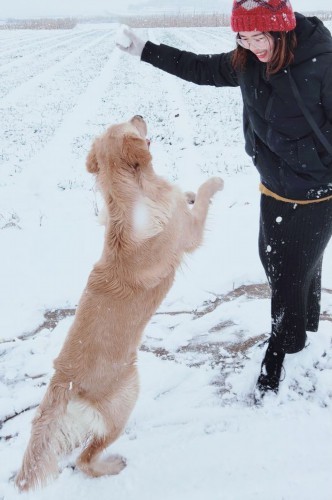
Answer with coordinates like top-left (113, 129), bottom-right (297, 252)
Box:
top-left (207, 177), bottom-right (224, 193)
top-left (200, 177), bottom-right (224, 198)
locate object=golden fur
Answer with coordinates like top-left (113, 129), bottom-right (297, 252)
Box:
top-left (15, 116), bottom-right (223, 491)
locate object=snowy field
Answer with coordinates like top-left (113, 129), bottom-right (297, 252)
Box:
top-left (1, 23), bottom-right (332, 500)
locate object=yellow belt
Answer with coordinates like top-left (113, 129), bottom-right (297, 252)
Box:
top-left (259, 183), bottom-right (332, 205)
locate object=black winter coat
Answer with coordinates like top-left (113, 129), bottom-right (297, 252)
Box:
top-left (141, 13), bottom-right (332, 200)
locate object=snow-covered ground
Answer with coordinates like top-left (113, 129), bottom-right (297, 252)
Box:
top-left (1, 23), bottom-right (332, 500)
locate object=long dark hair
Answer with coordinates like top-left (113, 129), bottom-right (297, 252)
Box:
top-left (231, 31), bottom-right (297, 76)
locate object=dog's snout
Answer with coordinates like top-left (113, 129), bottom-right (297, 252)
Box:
top-left (131, 115), bottom-right (147, 138)
top-left (131, 115), bottom-right (144, 122)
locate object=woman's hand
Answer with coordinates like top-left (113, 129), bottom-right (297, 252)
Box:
top-left (116, 27), bottom-right (146, 57)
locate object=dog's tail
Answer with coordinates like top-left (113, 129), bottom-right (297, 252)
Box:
top-left (15, 384), bottom-right (72, 492)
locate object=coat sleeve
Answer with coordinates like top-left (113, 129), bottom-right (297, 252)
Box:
top-left (141, 41), bottom-right (239, 88)
top-left (322, 63), bottom-right (332, 122)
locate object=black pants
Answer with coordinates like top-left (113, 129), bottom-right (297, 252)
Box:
top-left (259, 195), bottom-right (332, 354)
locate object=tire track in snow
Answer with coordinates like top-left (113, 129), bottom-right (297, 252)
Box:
top-left (0, 30), bottom-right (117, 179)
top-left (19, 48), bottom-right (123, 193)
top-left (0, 28), bottom-right (98, 65)
top-left (0, 29), bottom-right (115, 101)
top-left (0, 30), bottom-right (51, 52)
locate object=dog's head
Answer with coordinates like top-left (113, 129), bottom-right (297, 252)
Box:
top-left (86, 116), bottom-right (152, 184)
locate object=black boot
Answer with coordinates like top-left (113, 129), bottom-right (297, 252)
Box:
top-left (256, 343), bottom-right (285, 397)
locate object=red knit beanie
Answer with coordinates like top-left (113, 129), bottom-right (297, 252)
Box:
top-left (231, 0), bottom-right (296, 32)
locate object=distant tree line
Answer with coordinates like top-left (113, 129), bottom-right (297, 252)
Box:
top-left (0, 18), bottom-right (77, 30)
top-left (120, 10), bottom-right (332, 27)
top-left (0, 11), bottom-right (331, 30)
top-left (309, 11), bottom-right (332, 21)
top-left (119, 11), bottom-right (332, 28)
top-left (119, 13), bottom-right (231, 28)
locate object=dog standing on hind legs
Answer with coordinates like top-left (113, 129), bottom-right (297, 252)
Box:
top-left (15, 115), bottom-right (223, 491)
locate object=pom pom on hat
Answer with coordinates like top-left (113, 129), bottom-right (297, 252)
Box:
top-left (231, 0), bottom-right (296, 32)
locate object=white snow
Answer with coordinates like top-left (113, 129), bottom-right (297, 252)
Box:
top-left (1, 23), bottom-right (332, 500)
top-left (115, 25), bottom-right (132, 49)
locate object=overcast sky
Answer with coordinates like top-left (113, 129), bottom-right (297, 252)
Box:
top-left (1, 0), bottom-right (331, 20)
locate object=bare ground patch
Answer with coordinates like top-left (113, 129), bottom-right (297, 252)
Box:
top-left (3, 283), bottom-right (332, 348)
top-left (1, 283), bottom-right (332, 433)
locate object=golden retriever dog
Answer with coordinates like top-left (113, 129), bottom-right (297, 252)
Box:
top-left (15, 115), bottom-right (223, 491)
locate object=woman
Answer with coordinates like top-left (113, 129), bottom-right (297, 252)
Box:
top-left (117, 0), bottom-right (332, 398)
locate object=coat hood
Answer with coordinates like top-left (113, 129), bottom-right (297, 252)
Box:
top-left (293, 12), bottom-right (332, 65)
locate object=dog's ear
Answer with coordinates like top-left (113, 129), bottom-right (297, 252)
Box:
top-left (122, 134), bottom-right (152, 168)
top-left (86, 141), bottom-right (99, 174)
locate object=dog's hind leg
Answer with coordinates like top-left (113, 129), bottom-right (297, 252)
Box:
top-left (76, 368), bottom-right (139, 478)
top-left (15, 384), bottom-right (70, 492)
top-left (76, 434), bottom-right (127, 477)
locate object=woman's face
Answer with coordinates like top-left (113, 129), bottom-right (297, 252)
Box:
top-left (237, 31), bottom-right (275, 63)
